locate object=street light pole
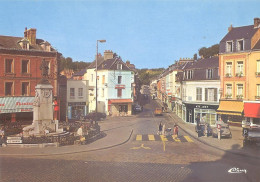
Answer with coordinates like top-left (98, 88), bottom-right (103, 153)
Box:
top-left (95, 40), bottom-right (106, 124)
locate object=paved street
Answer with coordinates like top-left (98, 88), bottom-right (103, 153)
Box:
top-left (1, 94), bottom-right (260, 182)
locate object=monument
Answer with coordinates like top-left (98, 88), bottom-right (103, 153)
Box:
top-left (23, 59), bottom-right (62, 136)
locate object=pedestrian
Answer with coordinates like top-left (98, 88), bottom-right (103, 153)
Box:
top-left (77, 125), bottom-right (85, 143)
top-left (0, 126), bottom-right (6, 146)
top-left (158, 122), bottom-right (163, 135)
top-left (173, 124), bottom-right (179, 137)
top-left (162, 123), bottom-right (166, 136)
top-left (196, 115), bottom-right (201, 137)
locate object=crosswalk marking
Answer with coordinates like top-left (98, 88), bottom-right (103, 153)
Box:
top-left (148, 135), bottom-right (155, 141)
top-left (184, 136), bottom-right (193, 142)
top-left (136, 135), bottom-right (142, 141)
top-left (134, 134), bottom-right (193, 143)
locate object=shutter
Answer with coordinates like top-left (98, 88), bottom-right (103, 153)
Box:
top-left (214, 88), bottom-right (218, 101)
top-left (205, 88), bottom-right (208, 101)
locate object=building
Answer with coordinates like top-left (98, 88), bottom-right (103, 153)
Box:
top-left (218, 18), bottom-right (260, 126)
top-left (85, 50), bottom-right (134, 116)
top-left (0, 28), bottom-right (62, 123)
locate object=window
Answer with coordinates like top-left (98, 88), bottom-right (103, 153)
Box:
top-left (236, 61), bottom-right (244, 76)
top-left (91, 74), bottom-right (94, 82)
top-left (237, 40), bottom-right (244, 51)
top-left (78, 88), bottom-right (83, 98)
top-left (22, 42), bottom-right (28, 50)
top-left (22, 60), bottom-right (29, 73)
top-left (5, 82), bottom-right (13, 96)
top-left (257, 85), bottom-right (260, 99)
top-left (186, 70), bottom-right (193, 79)
top-left (226, 41), bottom-right (233, 52)
top-left (21, 82), bottom-right (29, 96)
top-left (226, 84), bottom-right (232, 98)
top-left (117, 64), bottom-right (122, 70)
top-left (206, 69), bottom-right (213, 79)
top-left (70, 88), bottom-right (75, 98)
top-left (102, 75), bottom-right (105, 84)
top-left (117, 89), bottom-right (122, 97)
top-left (256, 60), bottom-right (260, 76)
top-left (118, 76), bottom-right (122, 84)
top-left (237, 84), bottom-right (243, 98)
top-left (44, 60), bottom-right (50, 75)
top-left (5, 59), bottom-right (13, 73)
top-left (196, 87), bottom-right (202, 101)
top-left (225, 62), bottom-right (232, 77)
top-left (102, 88), bottom-right (104, 97)
top-left (205, 88), bottom-right (217, 101)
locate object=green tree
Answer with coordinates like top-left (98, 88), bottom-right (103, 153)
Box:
top-left (198, 44), bottom-right (219, 58)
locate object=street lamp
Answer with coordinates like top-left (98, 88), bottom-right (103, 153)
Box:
top-left (95, 40), bottom-right (106, 124)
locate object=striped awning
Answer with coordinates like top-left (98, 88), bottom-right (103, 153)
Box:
top-left (0, 97), bottom-right (34, 113)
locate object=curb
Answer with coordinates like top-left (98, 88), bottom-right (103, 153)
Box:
top-left (0, 129), bottom-right (134, 157)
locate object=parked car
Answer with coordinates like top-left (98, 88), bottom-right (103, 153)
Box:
top-left (133, 104), bottom-right (143, 113)
top-left (84, 112), bottom-right (106, 121)
top-left (212, 123), bottom-right (232, 138)
top-left (195, 122), bottom-right (212, 137)
top-left (154, 108), bottom-right (163, 116)
top-left (242, 119), bottom-right (260, 146)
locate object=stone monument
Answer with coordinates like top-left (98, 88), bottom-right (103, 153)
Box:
top-left (23, 59), bottom-right (61, 136)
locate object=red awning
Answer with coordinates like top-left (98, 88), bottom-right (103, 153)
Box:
top-left (109, 99), bottom-right (133, 104)
top-left (244, 102), bottom-right (260, 118)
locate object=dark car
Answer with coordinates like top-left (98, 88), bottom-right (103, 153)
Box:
top-left (212, 123), bottom-right (232, 138)
top-left (133, 104), bottom-right (143, 113)
top-left (84, 112), bottom-right (106, 121)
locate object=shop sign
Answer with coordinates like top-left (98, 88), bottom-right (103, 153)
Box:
top-left (195, 105), bottom-right (209, 109)
top-left (0, 97), bottom-right (34, 113)
top-left (115, 84), bottom-right (125, 89)
top-left (68, 102), bottom-right (86, 106)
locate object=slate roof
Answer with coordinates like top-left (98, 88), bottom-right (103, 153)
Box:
top-left (185, 56), bottom-right (219, 69)
top-left (0, 35), bottom-right (54, 51)
top-left (88, 57), bottom-right (104, 69)
top-left (220, 25), bottom-right (258, 42)
top-left (73, 69), bottom-right (86, 76)
top-left (91, 58), bottom-right (131, 71)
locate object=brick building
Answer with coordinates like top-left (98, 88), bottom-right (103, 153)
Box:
top-left (0, 28), bottom-right (62, 123)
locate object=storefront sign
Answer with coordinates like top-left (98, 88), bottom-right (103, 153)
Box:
top-left (115, 84), bottom-right (125, 89)
top-left (0, 97), bottom-right (34, 113)
top-left (196, 105), bottom-right (209, 109)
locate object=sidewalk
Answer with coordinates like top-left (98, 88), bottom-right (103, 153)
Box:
top-left (0, 116), bottom-right (134, 156)
top-left (156, 100), bottom-right (260, 159)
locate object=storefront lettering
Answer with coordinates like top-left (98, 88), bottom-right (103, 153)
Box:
top-left (21, 109), bottom-right (32, 112)
top-left (16, 102), bottom-right (33, 106)
top-left (196, 105), bottom-right (209, 109)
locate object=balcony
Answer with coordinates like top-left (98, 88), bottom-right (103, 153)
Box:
top-left (235, 72), bottom-right (243, 77)
top-left (255, 72), bottom-right (260, 77)
top-left (236, 95), bottom-right (243, 100)
top-left (225, 93), bottom-right (232, 99)
top-left (225, 73), bottom-right (232, 78)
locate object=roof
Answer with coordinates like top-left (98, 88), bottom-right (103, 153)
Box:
top-left (220, 25), bottom-right (258, 42)
top-left (98, 58), bottom-right (131, 71)
top-left (253, 40), bottom-right (260, 49)
top-left (72, 69), bottom-right (86, 76)
top-left (88, 56), bottom-right (104, 69)
top-left (185, 56), bottom-right (219, 69)
top-left (0, 35), bottom-right (54, 51)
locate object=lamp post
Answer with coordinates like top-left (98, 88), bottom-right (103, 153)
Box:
top-left (95, 40), bottom-right (106, 124)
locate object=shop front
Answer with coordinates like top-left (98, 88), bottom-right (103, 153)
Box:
top-left (68, 102), bottom-right (87, 120)
top-left (243, 101), bottom-right (260, 126)
top-left (185, 103), bottom-right (219, 125)
top-left (108, 99), bottom-right (133, 116)
top-left (175, 99), bottom-right (182, 118)
top-left (217, 100), bottom-right (244, 126)
top-left (0, 97), bottom-right (34, 122)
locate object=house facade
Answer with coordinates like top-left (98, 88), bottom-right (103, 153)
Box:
top-left (218, 18), bottom-right (260, 126)
top-left (0, 28), bottom-right (62, 123)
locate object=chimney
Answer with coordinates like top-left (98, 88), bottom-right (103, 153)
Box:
top-left (126, 60), bottom-right (130, 66)
top-left (254, 17), bottom-right (260, 28)
top-left (104, 50), bottom-right (113, 60)
top-left (26, 28), bottom-right (37, 45)
top-left (24, 27), bottom-right (27, 38)
top-left (228, 24), bottom-right (233, 32)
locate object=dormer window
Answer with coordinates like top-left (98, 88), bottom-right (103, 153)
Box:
top-left (186, 70), bottom-right (193, 79)
top-left (226, 41), bottom-right (233, 52)
top-left (18, 38), bottom-right (29, 50)
top-left (40, 41), bottom-right (51, 52)
top-left (117, 63), bottom-right (122, 70)
top-left (237, 39), bottom-right (244, 51)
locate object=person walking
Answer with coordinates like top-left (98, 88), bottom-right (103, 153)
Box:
top-left (158, 122), bottom-right (163, 135)
top-left (162, 123), bottom-right (166, 136)
top-left (196, 115), bottom-right (201, 137)
top-left (173, 124), bottom-right (179, 137)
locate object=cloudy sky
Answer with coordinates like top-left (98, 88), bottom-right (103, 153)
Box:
top-left (1, 0), bottom-right (259, 68)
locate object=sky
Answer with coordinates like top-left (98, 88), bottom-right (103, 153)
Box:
top-left (0, 0), bottom-right (259, 69)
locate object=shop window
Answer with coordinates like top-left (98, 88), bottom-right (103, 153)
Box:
top-left (22, 82), bottom-right (29, 96)
top-left (117, 89), bottom-right (122, 98)
top-left (118, 76), bottom-right (122, 84)
top-left (78, 88), bottom-right (83, 98)
top-left (196, 87), bottom-right (202, 101)
top-left (70, 88), bottom-right (75, 98)
top-left (22, 60), bottom-right (29, 73)
top-left (5, 82), bottom-right (13, 96)
top-left (5, 59), bottom-right (13, 73)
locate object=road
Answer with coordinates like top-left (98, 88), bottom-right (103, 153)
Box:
top-left (1, 89), bottom-right (259, 182)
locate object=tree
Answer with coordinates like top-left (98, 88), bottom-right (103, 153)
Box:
top-left (193, 53), bottom-right (198, 60)
top-left (198, 44), bottom-right (219, 59)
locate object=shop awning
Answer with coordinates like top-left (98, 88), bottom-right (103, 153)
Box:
top-left (109, 99), bottom-right (133, 104)
top-left (216, 100), bottom-right (244, 116)
top-left (244, 102), bottom-right (260, 118)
